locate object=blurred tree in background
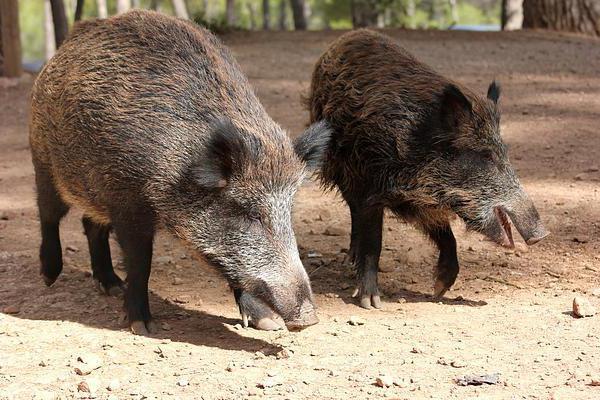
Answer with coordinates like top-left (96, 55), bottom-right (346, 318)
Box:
top-left (17, 0), bottom-right (503, 62)
top-left (523, 0), bottom-right (600, 35)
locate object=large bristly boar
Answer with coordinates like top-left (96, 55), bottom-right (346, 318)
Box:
top-left (30, 10), bottom-right (327, 334)
top-left (301, 29), bottom-right (548, 309)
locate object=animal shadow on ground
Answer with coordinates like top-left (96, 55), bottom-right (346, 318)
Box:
top-left (306, 259), bottom-right (488, 308)
top-left (0, 255), bottom-right (278, 353)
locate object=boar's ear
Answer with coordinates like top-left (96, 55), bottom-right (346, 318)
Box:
top-left (294, 120), bottom-right (332, 171)
top-left (487, 80), bottom-right (501, 104)
top-left (440, 84), bottom-right (472, 131)
top-left (191, 118), bottom-right (260, 189)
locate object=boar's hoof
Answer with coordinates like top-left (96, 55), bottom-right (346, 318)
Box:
top-left (342, 248), bottom-right (356, 267)
top-left (254, 317), bottom-right (284, 331)
top-left (433, 279), bottom-right (449, 299)
top-left (352, 288), bottom-right (382, 309)
top-left (130, 320), bottom-right (159, 336)
top-left (93, 278), bottom-right (125, 297)
top-left (241, 312), bottom-right (284, 331)
top-left (42, 273), bottom-right (58, 287)
top-left (106, 285), bottom-right (125, 297)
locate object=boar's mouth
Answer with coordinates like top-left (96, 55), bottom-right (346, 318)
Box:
top-left (492, 206), bottom-right (514, 248)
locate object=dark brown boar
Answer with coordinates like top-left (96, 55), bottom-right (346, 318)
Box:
top-left (299, 29), bottom-right (548, 309)
top-left (30, 10), bottom-right (329, 334)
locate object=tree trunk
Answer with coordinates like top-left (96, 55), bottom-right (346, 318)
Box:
top-left (502, 0), bottom-right (523, 30)
top-left (74, 0), bottom-right (84, 21)
top-left (0, 0), bottom-right (22, 77)
top-left (448, 0), bottom-right (459, 25)
top-left (523, 0), bottom-right (600, 36)
top-left (97, 0), bottom-right (107, 17)
top-left (406, 0), bottom-right (416, 28)
top-left (45, 0), bottom-right (56, 60)
top-left (116, 0), bottom-right (131, 14)
top-left (247, 2), bottom-right (257, 29)
top-left (263, 0), bottom-right (270, 30)
top-left (278, 0), bottom-right (287, 30)
top-left (50, 0), bottom-right (69, 48)
top-left (132, 0), bottom-right (140, 7)
top-left (201, 0), bottom-right (213, 19)
top-left (226, 0), bottom-right (236, 26)
top-left (172, 0), bottom-right (189, 19)
top-left (289, 0), bottom-right (306, 30)
top-left (351, 0), bottom-right (378, 28)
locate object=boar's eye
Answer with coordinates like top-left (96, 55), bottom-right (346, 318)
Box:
top-left (481, 150), bottom-right (494, 162)
top-left (247, 209), bottom-right (263, 223)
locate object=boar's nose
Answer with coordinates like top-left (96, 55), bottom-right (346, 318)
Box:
top-left (285, 313), bottom-right (319, 332)
top-left (505, 193), bottom-right (549, 246)
top-left (285, 299), bottom-right (319, 332)
top-left (525, 226), bottom-right (549, 245)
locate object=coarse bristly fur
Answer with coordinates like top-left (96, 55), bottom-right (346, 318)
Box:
top-left (30, 10), bottom-right (326, 332)
top-left (301, 29), bottom-right (548, 306)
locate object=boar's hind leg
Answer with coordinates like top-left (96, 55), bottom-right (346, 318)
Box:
top-left (82, 217), bottom-right (125, 296)
top-left (351, 206), bottom-right (384, 309)
top-left (113, 221), bottom-right (157, 335)
top-left (234, 290), bottom-right (284, 331)
top-left (34, 164), bottom-right (70, 287)
top-left (427, 223), bottom-right (459, 299)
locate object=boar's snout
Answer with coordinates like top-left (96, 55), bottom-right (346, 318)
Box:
top-left (284, 299), bottom-right (319, 332)
top-left (504, 193), bottom-right (549, 246)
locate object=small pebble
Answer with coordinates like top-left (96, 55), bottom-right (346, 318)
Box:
top-left (172, 277), bottom-right (184, 285)
top-left (77, 381), bottom-right (90, 393)
top-left (155, 256), bottom-right (173, 264)
top-left (161, 322), bottom-right (172, 331)
top-left (393, 377), bottom-right (409, 388)
top-left (573, 296), bottom-right (596, 318)
top-left (173, 295), bottom-right (191, 304)
top-left (257, 376), bottom-right (283, 388)
top-left (2, 305), bottom-right (20, 314)
top-left (323, 225), bottom-right (344, 236)
top-left (75, 353), bottom-right (103, 375)
top-left (348, 316), bottom-right (365, 326)
top-left (78, 378), bottom-right (99, 394)
top-left (375, 376), bottom-right (394, 388)
top-left (177, 378), bottom-right (189, 387)
top-left (276, 349), bottom-right (291, 359)
top-left (107, 379), bottom-right (121, 391)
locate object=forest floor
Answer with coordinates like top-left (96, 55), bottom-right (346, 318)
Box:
top-left (1, 28), bottom-right (600, 400)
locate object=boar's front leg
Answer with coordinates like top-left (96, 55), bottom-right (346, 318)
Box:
top-left (82, 217), bottom-right (125, 296)
top-left (427, 223), bottom-right (459, 299)
top-left (234, 289), bottom-right (284, 331)
top-left (113, 219), bottom-right (157, 335)
top-left (351, 206), bottom-right (384, 309)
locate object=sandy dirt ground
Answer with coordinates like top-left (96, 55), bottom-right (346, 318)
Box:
top-left (1, 28), bottom-right (600, 400)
